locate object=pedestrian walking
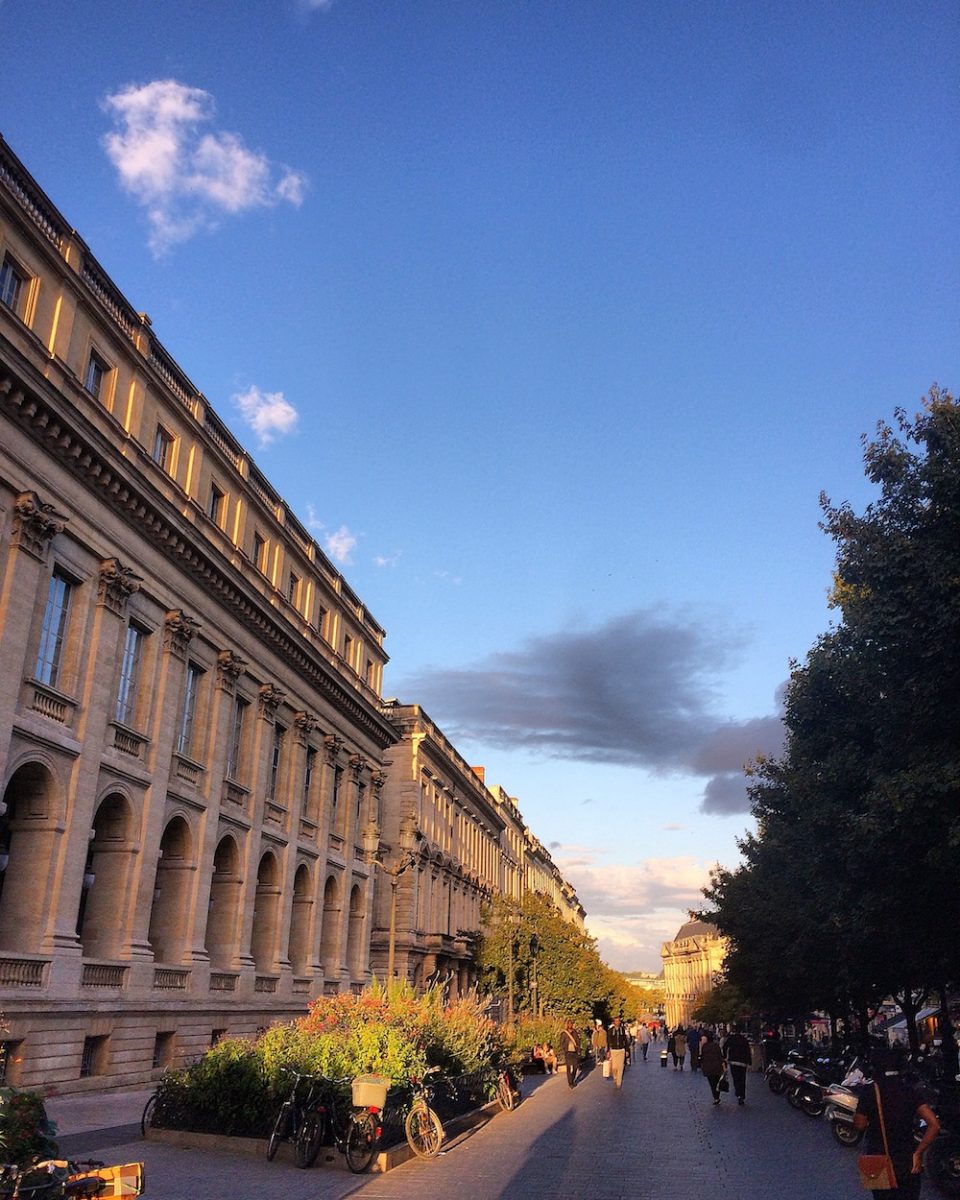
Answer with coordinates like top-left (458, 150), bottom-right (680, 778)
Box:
top-left (723, 1024), bottom-right (752, 1105)
top-left (688, 1025), bottom-right (702, 1072)
top-left (667, 1031), bottom-right (677, 1066)
top-left (607, 1017), bottom-right (630, 1089)
top-left (853, 1044), bottom-right (940, 1199)
top-left (560, 1021), bottom-right (581, 1089)
top-left (591, 1020), bottom-right (608, 1065)
top-left (699, 1030), bottom-right (726, 1104)
top-left (637, 1022), bottom-right (652, 1061)
top-left (673, 1025), bottom-right (687, 1070)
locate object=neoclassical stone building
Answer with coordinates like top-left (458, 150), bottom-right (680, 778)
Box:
top-left (661, 919), bottom-right (728, 1027)
top-left (369, 703), bottom-right (585, 995)
top-left (0, 135), bottom-right (398, 1089)
top-left (0, 135), bottom-right (586, 1093)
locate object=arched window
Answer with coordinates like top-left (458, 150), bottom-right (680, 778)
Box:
top-left (205, 836), bottom-right (242, 971)
top-left (250, 852), bottom-right (281, 974)
top-left (288, 863), bottom-right (313, 978)
top-left (147, 816), bottom-right (193, 964)
top-left (319, 873), bottom-right (341, 982)
top-left (345, 883), bottom-right (365, 980)
top-left (78, 792), bottom-right (134, 959)
top-left (0, 762), bottom-right (56, 953)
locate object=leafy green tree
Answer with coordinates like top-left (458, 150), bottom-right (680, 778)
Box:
top-left (704, 389), bottom-right (960, 1058)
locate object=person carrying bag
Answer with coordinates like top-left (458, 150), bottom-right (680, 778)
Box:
top-left (853, 1046), bottom-right (940, 1199)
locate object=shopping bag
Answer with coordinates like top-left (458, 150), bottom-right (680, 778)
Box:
top-left (857, 1155), bottom-right (896, 1190)
top-left (718, 1073), bottom-right (730, 1093)
top-left (602, 1060), bottom-right (611, 1078)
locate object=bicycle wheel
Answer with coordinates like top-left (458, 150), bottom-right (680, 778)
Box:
top-left (267, 1102), bottom-right (292, 1161)
top-left (404, 1102), bottom-right (444, 1159)
top-left (140, 1093), bottom-right (157, 1137)
top-left (496, 1072), bottom-right (515, 1112)
top-left (344, 1111), bottom-right (379, 1174)
top-left (295, 1112), bottom-right (325, 1168)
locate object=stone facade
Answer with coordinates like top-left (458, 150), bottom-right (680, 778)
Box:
top-left (0, 136), bottom-right (585, 1092)
top-left (660, 920), bottom-right (727, 1027)
top-left (369, 704), bottom-right (585, 996)
top-left (0, 135), bottom-right (397, 1091)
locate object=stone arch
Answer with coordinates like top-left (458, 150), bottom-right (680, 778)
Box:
top-left (205, 834), bottom-right (243, 971)
top-left (147, 815), bottom-right (194, 965)
top-left (0, 760), bottom-right (59, 952)
top-left (287, 862), bottom-right (313, 978)
top-left (345, 881), bottom-right (365, 979)
top-left (78, 791), bottom-right (136, 959)
top-left (250, 850), bottom-right (281, 974)
top-left (319, 872), bottom-right (341, 980)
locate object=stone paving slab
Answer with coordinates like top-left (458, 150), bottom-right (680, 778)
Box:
top-left (43, 1056), bottom-right (874, 1199)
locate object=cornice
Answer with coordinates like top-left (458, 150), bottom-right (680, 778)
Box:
top-left (0, 345), bottom-right (399, 752)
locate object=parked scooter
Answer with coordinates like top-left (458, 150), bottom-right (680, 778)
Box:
top-left (824, 1061), bottom-right (869, 1146)
top-left (784, 1048), bottom-right (856, 1118)
top-left (766, 1048), bottom-right (818, 1096)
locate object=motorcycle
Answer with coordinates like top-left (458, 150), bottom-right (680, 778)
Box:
top-left (824, 1065), bottom-right (868, 1146)
top-left (784, 1049), bottom-right (857, 1119)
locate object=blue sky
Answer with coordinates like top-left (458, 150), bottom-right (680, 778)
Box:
top-left (3, 0), bottom-right (957, 970)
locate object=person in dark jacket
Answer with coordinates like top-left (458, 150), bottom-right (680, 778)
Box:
top-left (607, 1017), bottom-right (631, 1088)
top-left (723, 1025), bottom-right (752, 1105)
top-left (699, 1030), bottom-right (726, 1103)
top-left (853, 1045), bottom-right (940, 1200)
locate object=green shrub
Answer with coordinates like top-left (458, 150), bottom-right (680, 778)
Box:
top-left (0, 1088), bottom-right (58, 1164)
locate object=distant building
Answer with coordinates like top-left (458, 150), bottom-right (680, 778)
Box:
top-left (661, 920), bottom-right (727, 1027)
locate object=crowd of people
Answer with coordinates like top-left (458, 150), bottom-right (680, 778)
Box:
top-left (531, 1017), bottom-right (755, 1105)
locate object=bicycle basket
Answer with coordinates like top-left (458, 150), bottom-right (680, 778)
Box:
top-left (352, 1074), bottom-right (390, 1109)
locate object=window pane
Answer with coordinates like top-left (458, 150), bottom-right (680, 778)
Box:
top-left (0, 258), bottom-right (24, 310)
top-left (227, 696), bottom-right (247, 779)
top-left (115, 624), bottom-right (144, 725)
top-left (85, 353), bottom-right (106, 399)
top-left (153, 425), bottom-right (172, 470)
top-left (177, 664), bottom-right (201, 756)
top-left (35, 573), bottom-right (72, 687)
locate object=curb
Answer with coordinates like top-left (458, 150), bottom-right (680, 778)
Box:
top-left (146, 1098), bottom-right (503, 1174)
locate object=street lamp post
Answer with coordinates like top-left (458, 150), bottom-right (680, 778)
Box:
top-left (362, 815), bottom-right (419, 982)
top-left (506, 909), bottom-right (521, 1027)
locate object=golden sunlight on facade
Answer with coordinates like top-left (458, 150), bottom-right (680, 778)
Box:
top-left (661, 920), bottom-right (727, 1027)
top-left (0, 135), bottom-right (582, 1092)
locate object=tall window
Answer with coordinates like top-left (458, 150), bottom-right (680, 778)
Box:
top-left (342, 634), bottom-right (354, 668)
top-left (227, 696), bottom-right (247, 780)
top-left (176, 663), bottom-right (202, 756)
top-left (332, 764), bottom-right (342, 812)
top-left (35, 571), bottom-right (73, 687)
top-left (253, 532), bottom-right (267, 574)
top-left (115, 623), bottom-right (144, 726)
top-left (287, 572), bottom-right (300, 606)
top-left (316, 605), bottom-right (328, 639)
top-left (0, 255), bottom-right (25, 313)
top-left (208, 483), bottom-right (225, 526)
top-left (303, 747), bottom-right (316, 815)
top-left (356, 780), bottom-right (366, 821)
top-left (84, 351), bottom-right (109, 401)
top-left (268, 724), bottom-right (285, 800)
top-left (152, 424), bottom-right (174, 471)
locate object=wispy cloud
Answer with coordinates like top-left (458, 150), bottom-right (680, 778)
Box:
top-left (374, 552), bottom-right (401, 568)
top-left (232, 385), bottom-right (299, 446)
top-left (325, 526), bottom-right (357, 565)
top-left (396, 609), bottom-right (785, 814)
top-left (102, 80), bottom-right (307, 254)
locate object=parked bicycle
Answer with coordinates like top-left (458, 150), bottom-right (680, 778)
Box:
top-left (492, 1063), bottom-right (521, 1112)
top-left (0, 1159), bottom-right (144, 1199)
top-left (403, 1066), bottom-right (445, 1159)
top-left (266, 1066), bottom-right (389, 1173)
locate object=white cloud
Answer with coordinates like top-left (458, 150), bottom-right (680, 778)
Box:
top-left (374, 552), bottom-right (401, 568)
top-left (232, 385), bottom-right (299, 446)
top-left (304, 504), bottom-right (324, 532)
top-left (102, 80), bottom-right (307, 254)
top-left (325, 526), bottom-right (357, 564)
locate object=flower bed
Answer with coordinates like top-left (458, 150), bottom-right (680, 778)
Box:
top-left (151, 982), bottom-right (509, 1142)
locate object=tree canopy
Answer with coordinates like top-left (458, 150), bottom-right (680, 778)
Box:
top-left (474, 893), bottom-right (646, 1025)
top-left (702, 388), bottom-right (960, 1051)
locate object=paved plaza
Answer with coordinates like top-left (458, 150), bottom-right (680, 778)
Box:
top-left (48, 1053), bottom-right (871, 1200)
